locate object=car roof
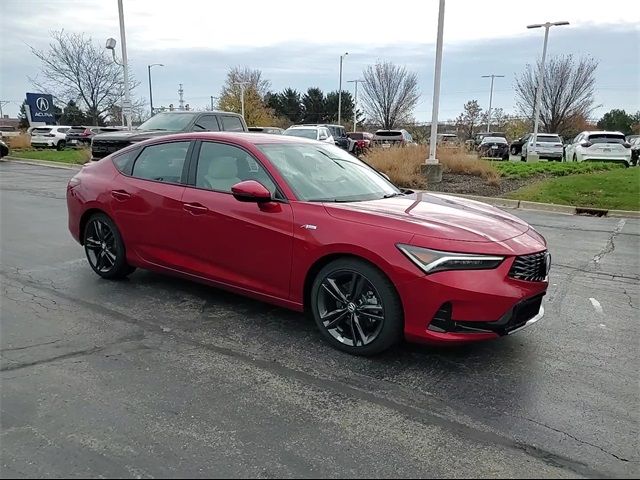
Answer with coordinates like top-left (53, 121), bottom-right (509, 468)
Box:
top-left (133, 131), bottom-right (320, 147)
top-left (287, 125), bottom-right (321, 129)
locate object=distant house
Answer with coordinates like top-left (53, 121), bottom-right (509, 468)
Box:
top-left (0, 115), bottom-right (20, 129)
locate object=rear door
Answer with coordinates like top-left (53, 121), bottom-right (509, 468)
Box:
top-left (179, 140), bottom-right (294, 299)
top-left (109, 141), bottom-right (192, 268)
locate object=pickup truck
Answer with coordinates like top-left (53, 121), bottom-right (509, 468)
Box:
top-left (90, 110), bottom-right (247, 160)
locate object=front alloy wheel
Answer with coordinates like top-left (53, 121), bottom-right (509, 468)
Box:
top-left (311, 258), bottom-right (403, 355)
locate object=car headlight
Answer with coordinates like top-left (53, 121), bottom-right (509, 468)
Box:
top-left (397, 244), bottom-right (504, 274)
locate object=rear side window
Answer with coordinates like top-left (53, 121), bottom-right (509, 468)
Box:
top-left (57, 128), bottom-right (70, 133)
top-left (221, 116), bottom-right (244, 132)
top-left (194, 115), bottom-right (220, 131)
top-left (112, 149), bottom-right (139, 175)
top-left (132, 141), bottom-right (190, 184)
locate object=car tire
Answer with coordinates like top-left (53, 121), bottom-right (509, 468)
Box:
top-left (310, 258), bottom-right (403, 356)
top-left (83, 213), bottom-right (136, 280)
top-left (510, 146), bottom-right (517, 155)
top-left (573, 153), bottom-right (578, 162)
top-left (57, 140), bottom-right (66, 151)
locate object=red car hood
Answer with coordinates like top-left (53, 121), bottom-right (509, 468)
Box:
top-left (324, 192), bottom-right (531, 243)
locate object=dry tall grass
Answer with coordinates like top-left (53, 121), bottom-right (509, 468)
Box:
top-left (363, 145), bottom-right (500, 188)
top-left (5, 134), bottom-right (31, 149)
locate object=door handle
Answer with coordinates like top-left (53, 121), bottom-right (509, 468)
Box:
top-left (111, 189), bottom-right (131, 200)
top-left (183, 202), bottom-right (209, 215)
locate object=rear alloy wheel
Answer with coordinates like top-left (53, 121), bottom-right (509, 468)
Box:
top-left (311, 258), bottom-right (403, 356)
top-left (57, 140), bottom-right (66, 151)
top-left (84, 213), bottom-right (135, 279)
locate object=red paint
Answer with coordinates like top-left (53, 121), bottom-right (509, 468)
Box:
top-left (67, 132), bottom-right (548, 345)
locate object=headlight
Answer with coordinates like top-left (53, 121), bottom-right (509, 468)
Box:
top-left (397, 244), bottom-right (504, 274)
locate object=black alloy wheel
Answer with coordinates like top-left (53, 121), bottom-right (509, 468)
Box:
top-left (57, 140), bottom-right (66, 151)
top-left (84, 213), bottom-right (135, 279)
top-left (311, 258), bottom-right (403, 355)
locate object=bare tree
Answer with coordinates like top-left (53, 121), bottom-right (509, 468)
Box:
top-left (455, 100), bottom-right (483, 140)
top-left (515, 55), bottom-right (599, 136)
top-left (361, 62), bottom-right (420, 129)
top-left (29, 31), bottom-right (140, 125)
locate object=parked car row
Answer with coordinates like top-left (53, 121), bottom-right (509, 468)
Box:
top-left (66, 125), bottom-right (126, 147)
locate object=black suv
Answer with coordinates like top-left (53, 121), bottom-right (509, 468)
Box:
top-left (91, 111), bottom-right (247, 160)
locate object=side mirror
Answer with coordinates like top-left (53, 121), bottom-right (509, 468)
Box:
top-left (319, 134), bottom-right (328, 141)
top-left (231, 180), bottom-right (272, 203)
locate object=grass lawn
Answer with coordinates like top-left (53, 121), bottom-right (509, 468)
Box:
top-left (507, 167), bottom-right (640, 211)
top-left (495, 161), bottom-right (623, 179)
top-left (10, 149), bottom-right (90, 164)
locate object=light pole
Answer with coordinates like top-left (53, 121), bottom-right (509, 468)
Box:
top-left (105, 38), bottom-right (125, 126)
top-left (427, 0), bottom-right (445, 167)
top-left (233, 82), bottom-right (249, 119)
top-left (347, 79), bottom-right (364, 132)
top-left (117, 0), bottom-right (132, 130)
top-left (527, 21), bottom-right (569, 153)
top-left (338, 52), bottom-right (348, 125)
top-left (481, 74), bottom-right (504, 133)
top-left (148, 63), bottom-right (164, 117)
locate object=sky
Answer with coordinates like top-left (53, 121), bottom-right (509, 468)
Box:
top-left (1, 0), bottom-right (639, 122)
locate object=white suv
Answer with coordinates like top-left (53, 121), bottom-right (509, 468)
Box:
top-left (521, 133), bottom-right (564, 161)
top-left (30, 126), bottom-right (72, 150)
top-left (565, 131), bottom-right (632, 166)
top-left (283, 126), bottom-right (335, 144)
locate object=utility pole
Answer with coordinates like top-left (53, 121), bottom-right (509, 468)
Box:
top-left (117, 0), bottom-right (132, 130)
top-left (481, 74), bottom-right (504, 132)
top-left (527, 21), bottom-right (569, 154)
top-left (0, 100), bottom-right (10, 118)
top-left (347, 80), bottom-right (364, 132)
top-left (338, 52), bottom-right (348, 125)
top-left (210, 96), bottom-right (214, 111)
top-left (233, 82), bottom-right (249, 119)
top-left (178, 84), bottom-right (185, 111)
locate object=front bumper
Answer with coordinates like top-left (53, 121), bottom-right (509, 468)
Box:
top-left (31, 140), bottom-right (56, 147)
top-left (398, 259), bottom-right (548, 345)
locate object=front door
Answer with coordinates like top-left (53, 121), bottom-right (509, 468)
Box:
top-left (179, 141), bottom-right (294, 300)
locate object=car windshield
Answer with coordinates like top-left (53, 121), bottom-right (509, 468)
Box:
top-left (283, 129), bottom-right (318, 139)
top-left (588, 134), bottom-right (626, 144)
top-left (535, 135), bottom-right (561, 143)
top-left (137, 112), bottom-right (197, 131)
top-left (481, 137), bottom-right (507, 144)
top-left (258, 143), bottom-right (400, 202)
top-left (375, 131), bottom-right (403, 137)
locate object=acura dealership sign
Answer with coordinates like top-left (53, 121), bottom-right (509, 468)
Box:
top-left (26, 93), bottom-right (56, 124)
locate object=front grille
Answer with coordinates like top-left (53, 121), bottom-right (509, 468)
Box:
top-left (509, 251), bottom-right (549, 282)
top-left (91, 139), bottom-right (130, 158)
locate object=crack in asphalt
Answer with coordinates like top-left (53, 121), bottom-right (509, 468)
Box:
top-left (504, 414), bottom-right (631, 463)
top-left (591, 219), bottom-right (626, 269)
top-left (1, 340), bottom-right (62, 352)
top-left (0, 269), bottom-right (613, 478)
top-left (622, 289), bottom-right (639, 310)
top-left (0, 331), bottom-right (145, 372)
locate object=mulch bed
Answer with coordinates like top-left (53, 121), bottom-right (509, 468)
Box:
top-left (425, 173), bottom-right (545, 197)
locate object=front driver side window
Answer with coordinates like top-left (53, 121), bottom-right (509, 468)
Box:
top-left (195, 142), bottom-right (278, 194)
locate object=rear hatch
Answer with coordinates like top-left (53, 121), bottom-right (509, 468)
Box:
top-left (532, 134), bottom-right (563, 153)
top-left (31, 127), bottom-right (52, 140)
top-left (586, 134), bottom-right (628, 155)
top-left (373, 131), bottom-right (403, 147)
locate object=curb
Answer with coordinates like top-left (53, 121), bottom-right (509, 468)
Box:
top-left (438, 192), bottom-right (639, 219)
top-left (2, 156), bottom-right (84, 170)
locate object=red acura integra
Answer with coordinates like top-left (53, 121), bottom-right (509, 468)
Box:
top-left (67, 133), bottom-right (550, 355)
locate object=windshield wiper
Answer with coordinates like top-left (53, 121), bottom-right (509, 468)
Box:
top-left (382, 192), bottom-right (406, 199)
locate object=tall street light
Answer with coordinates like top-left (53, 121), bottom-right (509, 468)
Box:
top-left (116, 0), bottom-right (132, 130)
top-left (338, 52), bottom-right (348, 125)
top-left (481, 74), bottom-right (504, 133)
top-left (233, 82), bottom-right (249, 119)
top-left (105, 37), bottom-right (125, 126)
top-left (527, 21), bottom-right (569, 153)
top-left (347, 79), bottom-right (364, 132)
top-left (148, 63), bottom-right (164, 117)
top-left (427, 0), bottom-right (445, 168)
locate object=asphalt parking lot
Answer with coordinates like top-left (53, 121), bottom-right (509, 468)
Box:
top-left (1, 161), bottom-right (638, 478)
